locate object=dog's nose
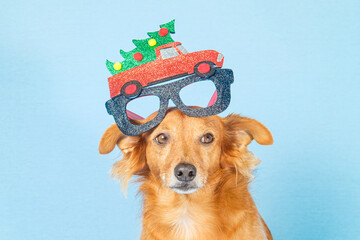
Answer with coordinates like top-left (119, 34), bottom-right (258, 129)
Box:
top-left (174, 163), bottom-right (197, 182)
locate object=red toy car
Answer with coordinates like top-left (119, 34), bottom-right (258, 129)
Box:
top-left (108, 42), bottom-right (224, 98)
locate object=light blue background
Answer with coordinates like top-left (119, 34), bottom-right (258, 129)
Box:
top-left (1, 0), bottom-right (359, 239)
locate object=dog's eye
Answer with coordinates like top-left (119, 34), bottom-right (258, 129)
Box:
top-left (154, 133), bottom-right (169, 145)
top-left (201, 133), bottom-right (214, 144)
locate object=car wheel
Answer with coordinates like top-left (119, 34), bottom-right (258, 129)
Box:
top-left (120, 80), bottom-right (143, 98)
top-left (194, 61), bottom-right (216, 77)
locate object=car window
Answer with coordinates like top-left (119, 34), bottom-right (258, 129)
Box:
top-left (160, 47), bottom-right (179, 59)
top-left (177, 44), bottom-right (188, 54)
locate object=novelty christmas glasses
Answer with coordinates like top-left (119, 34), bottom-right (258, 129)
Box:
top-left (105, 69), bottom-right (234, 136)
top-left (104, 20), bottom-right (235, 135)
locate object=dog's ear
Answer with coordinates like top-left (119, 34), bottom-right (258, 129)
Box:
top-left (222, 114), bottom-right (273, 147)
top-left (99, 124), bottom-right (148, 193)
top-left (99, 124), bottom-right (141, 154)
top-left (221, 114), bottom-right (273, 179)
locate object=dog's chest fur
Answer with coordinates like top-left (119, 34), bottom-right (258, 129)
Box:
top-left (142, 189), bottom-right (221, 240)
top-left (166, 201), bottom-right (219, 240)
top-left (170, 204), bottom-right (197, 239)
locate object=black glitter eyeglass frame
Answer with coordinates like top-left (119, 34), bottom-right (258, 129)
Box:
top-left (105, 68), bottom-right (234, 136)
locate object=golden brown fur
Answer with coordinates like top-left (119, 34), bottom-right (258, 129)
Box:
top-left (99, 108), bottom-right (273, 240)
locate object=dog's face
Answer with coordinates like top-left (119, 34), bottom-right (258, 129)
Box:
top-left (145, 110), bottom-right (223, 194)
top-left (99, 108), bottom-right (273, 194)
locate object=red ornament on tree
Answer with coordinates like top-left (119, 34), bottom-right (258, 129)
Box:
top-left (133, 52), bottom-right (143, 61)
top-left (159, 28), bottom-right (169, 37)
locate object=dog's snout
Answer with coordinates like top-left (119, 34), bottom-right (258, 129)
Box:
top-left (174, 163), bottom-right (197, 182)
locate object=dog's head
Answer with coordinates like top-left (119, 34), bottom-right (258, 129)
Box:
top-left (99, 108), bottom-right (273, 194)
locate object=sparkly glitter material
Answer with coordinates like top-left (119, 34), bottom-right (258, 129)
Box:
top-left (107, 43), bottom-right (224, 98)
top-left (106, 20), bottom-right (176, 75)
top-left (105, 69), bottom-right (234, 136)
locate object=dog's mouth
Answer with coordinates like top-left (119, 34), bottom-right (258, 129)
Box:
top-left (170, 183), bottom-right (199, 194)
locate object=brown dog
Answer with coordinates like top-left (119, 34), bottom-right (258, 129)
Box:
top-left (99, 108), bottom-right (273, 240)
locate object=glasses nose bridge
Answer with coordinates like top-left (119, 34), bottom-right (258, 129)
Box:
top-left (168, 92), bottom-right (180, 106)
top-left (163, 83), bottom-right (183, 108)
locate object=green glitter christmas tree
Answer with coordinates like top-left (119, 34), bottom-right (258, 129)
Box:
top-left (106, 20), bottom-right (176, 75)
